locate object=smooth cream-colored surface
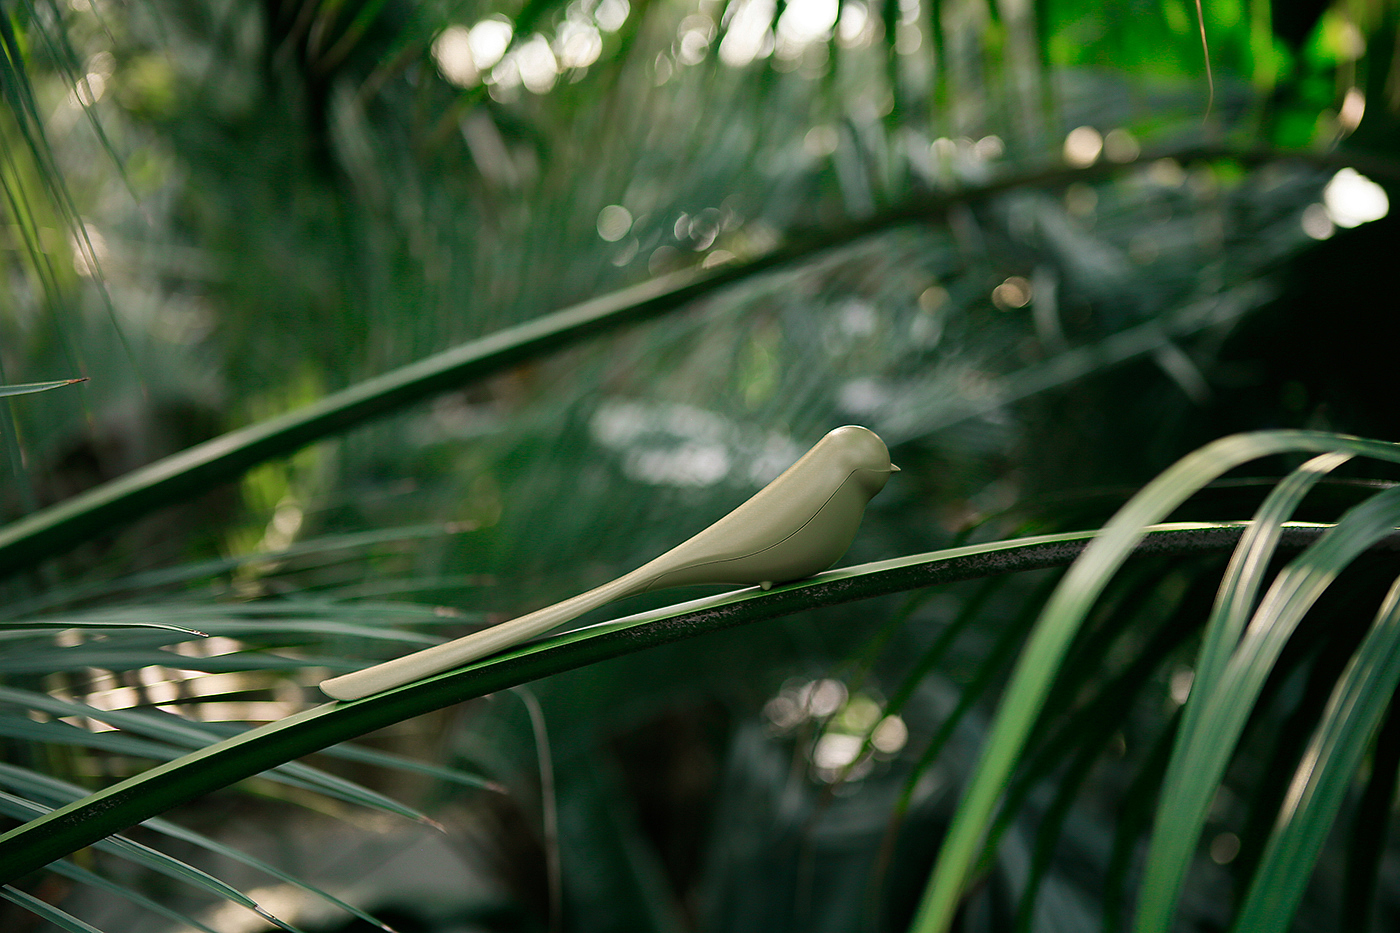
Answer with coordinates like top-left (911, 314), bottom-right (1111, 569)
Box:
top-left (320, 425), bottom-right (896, 700)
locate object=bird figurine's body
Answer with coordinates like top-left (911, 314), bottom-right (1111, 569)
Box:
top-left (320, 425), bottom-right (897, 700)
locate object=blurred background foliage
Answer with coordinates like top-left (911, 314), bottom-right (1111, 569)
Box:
top-left (2, 0), bottom-right (1400, 929)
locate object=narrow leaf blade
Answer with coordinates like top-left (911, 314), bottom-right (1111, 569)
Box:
top-left (0, 378), bottom-right (87, 399)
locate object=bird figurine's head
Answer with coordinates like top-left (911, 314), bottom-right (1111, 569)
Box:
top-left (822, 424), bottom-right (900, 496)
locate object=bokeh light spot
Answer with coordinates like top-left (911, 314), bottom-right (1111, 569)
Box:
top-left (1169, 666), bottom-right (1194, 705)
top-left (595, 0), bottom-right (630, 32)
top-left (812, 732), bottom-right (864, 769)
top-left (992, 276), bottom-right (1032, 309)
top-left (70, 224), bottom-right (108, 278)
top-left (764, 693), bottom-right (804, 729)
top-left (432, 26), bottom-right (479, 87)
top-left (1064, 182), bottom-right (1097, 217)
top-left (677, 14), bottom-right (716, 64)
top-left (871, 715), bottom-right (908, 754)
top-left (804, 125), bottom-right (839, 157)
top-left (1323, 168), bottom-right (1389, 228)
top-left (469, 18), bottom-right (514, 70)
top-left (1338, 87), bottom-right (1365, 133)
top-left (1149, 158), bottom-right (1187, 187)
top-left (837, 694), bottom-right (882, 732)
top-left (836, 0), bottom-right (872, 46)
top-left (800, 678), bottom-right (847, 716)
top-left (720, 0), bottom-right (777, 67)
top-left (973, 135), bottom-right (1004, 160)
top-left (918, 285), bottom-right (948, 312)
top-left (648, 244), bottom-right (681, 274)
top-left (894, 23), bottom-right (922, 54)
top-left (72, 72), bottom-right (107, 107)
top-left (1210, 832), bottom-right (1241, 865)
top-left (653, 52), bottom-right (674, 84)
top-left (1063, 126), bottom-right (1103, 167)
top-left (1103, 127), bottom-right (1140, 162)
top-left (1300, 203), bottom-right (1334, 240)
top-left (610, 237), bottom-right (639, 266)
top-left (556, 21), bottom-right (603, 69)
top-left (596, 204), bottom-right (633, 241)
top-left (777, 0), bottom-right (839, 56)
top-left (516, 35), bottom-right (559, 94)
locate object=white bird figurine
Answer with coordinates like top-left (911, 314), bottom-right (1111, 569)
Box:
top-left (320, 425), bottom-right (897, 700)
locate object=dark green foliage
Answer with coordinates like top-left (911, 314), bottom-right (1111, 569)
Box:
top-left (4, 0), bottom-right (1400, 931)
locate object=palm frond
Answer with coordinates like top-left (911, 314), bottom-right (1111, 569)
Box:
top-left (0, 519), bottom-right (1356, 884)
top-left (911, 430), bottom-right (1400, 933)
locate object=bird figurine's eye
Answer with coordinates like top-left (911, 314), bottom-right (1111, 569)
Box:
top-left (320, 425), bottom-right (897, 700)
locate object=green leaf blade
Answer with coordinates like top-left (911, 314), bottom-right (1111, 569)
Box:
top-left (1135, 485), bottom-right (1400, 933)
top-left (1232, 576), bottom-right (1400, 932)
top-left (0, 378), bottom-right (87, 399)
top-left (908, 431), bottom-right (1400, 933)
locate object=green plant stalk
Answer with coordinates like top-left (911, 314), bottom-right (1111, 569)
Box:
top-left (1, 146), bottom-right (1392, 581)
top-left (0, 522), bottom-right (1314, 883)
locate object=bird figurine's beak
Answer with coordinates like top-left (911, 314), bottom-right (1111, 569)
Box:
top-left (890, 463), bottom-right (901, 472)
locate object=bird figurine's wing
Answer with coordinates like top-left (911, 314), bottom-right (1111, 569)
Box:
top-left (319, 425), bottom-right (896, 700)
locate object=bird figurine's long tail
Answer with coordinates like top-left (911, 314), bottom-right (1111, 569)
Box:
top-left (321, 425), bottom-right (897, 700)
